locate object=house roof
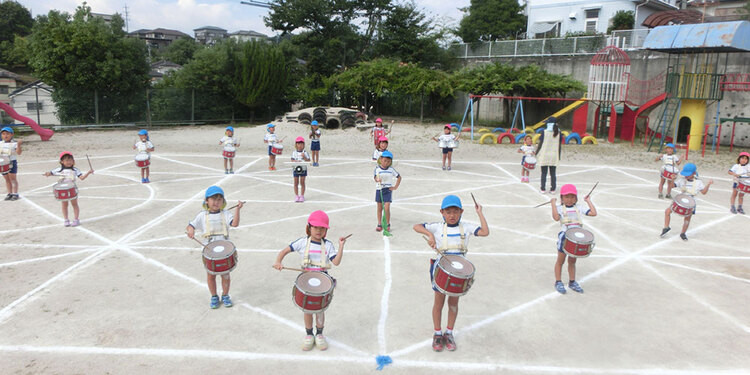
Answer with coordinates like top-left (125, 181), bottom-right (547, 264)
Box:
top-left (643, 20), bottom-right (750, 53)
top-left (9, 81), bottom-right (53, 97)
top-left (0, 68), bottom-right (22, 80)
top-left (130, 28), bottom-right (191, 38)
top-left (642, 9), bottom-right (704, 28)
top-left (194, 26), bottom-right (227, 32)
top-left (150, 60), bottom-right (182, 69)
top-left (229, 30), bottom-right (268, 38)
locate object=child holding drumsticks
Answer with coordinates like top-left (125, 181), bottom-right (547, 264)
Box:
top-left (661, 163), bottom-right (713, 241)
top-left (432, 125), bottom-right (457, 171)
top-left (220, 126), bottom-right (238, 174)
top-left (413, 195), bottom-right (489, 352)
top-left (44, 151), bottom-right (94, 227)
top-left (292, 136), bottom-right (311, 202)
top-left (134, 129), bottom-right (155, 183)
top-left (273, 210), bottom-right (348, 351)
top-left (374, 151), bottom-right (401, 232)
top-left (264, 123), bottom-right (281, 171)
top-left (551, 184), bottom-right (597, 294)
top-left (518, 135), bottom-right (535, 183)
top-left (729, 152), bottom-right (749, 214)
top-left (1, 127), bottom-right (22, 200)
top-left (655, 143), bottom-right (680, 199)
top-left (186, 186), bottom-right (244, 309)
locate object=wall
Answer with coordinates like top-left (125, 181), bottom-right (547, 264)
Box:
top-left (11, 90), bottom-right (60, 125)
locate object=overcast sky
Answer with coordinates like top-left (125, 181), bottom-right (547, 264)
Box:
top-left (18, 0), bottom-right (472, 37)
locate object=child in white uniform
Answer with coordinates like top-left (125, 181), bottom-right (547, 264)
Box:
top-left (517, 135), bottom-right (535, 183)
top-left (219, 126), bottom-right (238, 174)
top-left (432, 125), bottom-right (458, 170)
top-left (273, 210), bottom-right (348, 351)
top-left (413, 195), bottom-right (489, 352)
top-left (186, 186), bottom-right (244, 309)
top-left (655, 143), bottom-right (680, 199)
top-left (1, 127), bottom-right (22, 200)
top-left (264, 123), bottom-right (281, 171)
top-left (372, 136), bottom-right (388, 161)
top-left (44, 151), bottom-right (94, 227)
top-left (661, 163), bottom-right (713, 241)
top-left (133, 129), bottom-right (155, 183)
top-left (310, 121), bottom-right (321, 166)
top-left (291, 136), bottom-right (311, 202)
top-left (729, 152), bottom-right (749, 214)
top-left (374, 150), bottom-right (401, 232)
top-left (551, 184), bottom-right (597, 294)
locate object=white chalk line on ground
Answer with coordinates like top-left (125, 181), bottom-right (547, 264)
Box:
top-left (400, 162), bottom-right (506, 180)
top-left (646, 258), bottom-right (750, 285)
top-left (0, 249), bottom-right (97, 268)
top-left (377, 236), bottom-right (393, 355)
top-left (151, 155), bottom-right (225, 173)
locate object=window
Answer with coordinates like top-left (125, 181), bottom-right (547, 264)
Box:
top-left (27, 102), bottom-right (43, 111)
top-left (0, 86), bottom-right (8, 94)
top-left (585, 9), bottom-right (600, 33)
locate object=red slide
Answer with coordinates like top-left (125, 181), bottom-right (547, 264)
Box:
top-left (0, 101), bottom-right (54, 141)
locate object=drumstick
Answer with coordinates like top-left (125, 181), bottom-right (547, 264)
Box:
top-left (422, 236), bottom-right (443, 256)
top-left (185, 233), bottom-right (205, 247)
top-left (85, 154), bottom-right (93, 170)
top-left (343, 234), bottom-right (353, 240)
top-left (470, 193), bottom-right (479, 207)
top-left (534, 200), bottom-right (552, 208)
top-left (226, 202), bottom-right (243, 211)
top-left (585, 181), bottom-right (599, 199)
top-left (273, 266), bottom-right (306, 272)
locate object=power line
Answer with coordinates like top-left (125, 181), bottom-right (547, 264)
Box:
top-left (240, 1), bottom-right (271, 9)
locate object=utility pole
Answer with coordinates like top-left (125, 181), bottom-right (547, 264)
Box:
top-left (124, 4), bottom-right (130, 32)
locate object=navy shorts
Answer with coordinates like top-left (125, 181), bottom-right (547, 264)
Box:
top-left (311, 141), bottom-right (320, 151)
top-left (429, 258), bottom-right (439, 292)
top-left (375, 188), bottom-right (392, 203)
top-left (556, 231), bottom-right (565, 253)
top-left (521, 155), bottom-right (526, 166)
top-left (293, 169), bottom-right (307, 178)
top-left (267, 146), bottom-right (273, 156)
top-left (442, 147), bottom-right (453, 155)
top-left (3, 160), bottom-right (18, 175)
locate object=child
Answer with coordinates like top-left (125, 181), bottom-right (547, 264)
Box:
top-left (412, 195), bottom-right (489, 352)
top-left (310, 120), bottom-right (321, 167)
top-left (372, 136), bottom-right (388, 161)
top-left (374, 150), bottom-right (401, 232)
top-left (220, 126), bottom-right (239, 174)
top-left (291, 136), bottom-right (311, 202)
top-left (517, 135), bottom-right (535, 183)
top-left (186, 186), bottom-right (244, 309)
top-left (43, 151), bottom-right (94, 226)
top-left (729, 152), bottom-right (749, 214)
top-left (264, 123), bottom-right (281, 171)
top-left (273, 210), bottom-right (347, 351)
top-left (550, 184), bottom-right (597, 294)
top-left (1, 127), bottom-right (22, 200)
top-left (660, 163), bottom-right (713, 241)
top-left (370, 118), bottom-right (389, 147)
top-left (655, 143), bottom-right (680, 199)
top-left (133, 129), bottom-right (155, 183)
top-left (432, 124), bottom-right (457, 171)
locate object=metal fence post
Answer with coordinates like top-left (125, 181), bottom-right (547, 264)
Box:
top-left (94, 89), bottom-right (99, 124)
top-left (191, 88), bottom-right (195, 122)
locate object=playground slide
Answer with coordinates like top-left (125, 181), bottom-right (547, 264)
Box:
top-left (529, 98), bottom-right (587, 130)
top-left (0, 101), bottom-right (54, 141)
top-left (627, 92), bottom-right (668, 141)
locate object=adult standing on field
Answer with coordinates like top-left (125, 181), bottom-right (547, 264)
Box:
top-left (536, 117), bottom-right (563, 194)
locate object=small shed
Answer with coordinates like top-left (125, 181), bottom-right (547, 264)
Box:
top-left (9, 81), bottom-right (60, 125)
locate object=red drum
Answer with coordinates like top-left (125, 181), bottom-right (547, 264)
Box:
top-left (222, 146), bottom-right (236, 159)
top-left (292, 271), bottom-right (334, 313)
top-left (53, 181), bottom-right (78, 201)
top-left (670, 194), bottom-right (696, 216)
top-left (432, 255), bottom-right (475, 296)
top-left (523, 155), bottom-right (537, 171)
top-left (0, 155), bottom-right (9, 174)
top-left (271, 143), bottom-right (284, 155)
top-left (736, 179), bottom-right (750, 194)
top-left (562, 228), bottom-right (595, 258)
top-left (202, 240), bottom-right (238, 275)
top-left (135, 153), bottom-right (150, 168)
top-left (661, 165), bottom-right (678, 181)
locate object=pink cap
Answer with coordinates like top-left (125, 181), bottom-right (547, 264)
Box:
top-left (378, 136), bottom-right (388, 142)
top-left (59, 151), bottom-right (73, 159)
top-left (444, 124), bottom-right (452, 129)
top-left (308, 210), bottom-right (329, 228)
top-left (375, 118), bottom-right (382, 123)
top-left (560, 184), bottom-right (577, 196)
top-left (295, 136), bottom-right (305, 143)
top-left (740, 152), bottom-right (750, 158)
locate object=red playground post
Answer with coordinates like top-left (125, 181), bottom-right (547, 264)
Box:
top-left (0, 101), bottom-right (54, 141)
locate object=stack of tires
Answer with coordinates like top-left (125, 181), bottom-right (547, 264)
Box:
top-left (340, 111), bottom-right (357, 128)
top-left (298, 112), bottom-right (312, 124)
top-left (313, 107), bottom-right (327, 127)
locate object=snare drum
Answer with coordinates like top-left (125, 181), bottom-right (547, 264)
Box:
top-left (53, 181), bottom-right (78, 201)
top-left (202, 240), bottom-right (238, 275)
top-left (292, 271), bottom-right (334, 313)
top-left (736, 178), bottom-right (750, 194)
top-left (437, 140), bottom-right (448, 148)
top-left (432, 255), bottom-right (475, 296)
top-left (271, 143), bottom-right (284, 155)
top-left (222, 145), bottom-right (236, 159)
top-left (562, 228), bottom-right (595, 258)
top-left (523, 156), bottom-right (537, 171)
top-left (293, 163), bottom-right (308, 174)
top-left (446, 139), bottom-right (458, 149)
top-left (134, 153), bottom-right (150, 168)
top-left (670, 194), bottom-right (696, 216)
top-left (0, 155), bottom-right (9, 174)
top-left (661, 165), bottom-right (678, 181)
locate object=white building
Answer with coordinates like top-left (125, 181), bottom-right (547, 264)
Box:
top-left (527, 0), bottom-right (680, 38)
top-left (194, 26), bottom-right (228, 45)
top-left (9, 81), bottom-right (60, 125)
top-left (229, 30), bottom-right (268, 43)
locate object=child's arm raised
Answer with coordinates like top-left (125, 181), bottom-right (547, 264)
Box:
top-left (550, 198), bottom-right (561, 221)
top-left (273, 246), bottom-right (293, 270)
top-left (78, 170), bottom-right (94, 181)
top-left (331, 236), bottom-right (347, 266)
top-left (701, 179), bottom-right (714, 195)
top-left (474, 203), bottom-right (490, 237)
top-left (15, 139), bottom-right (22, 155)
top-left (230, 201), bottom-right (244, 227)
top-left (584, 196), bottom-right (597, 217)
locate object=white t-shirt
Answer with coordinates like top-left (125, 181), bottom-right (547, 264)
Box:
top-left (374, 166), bottom-right (399, 188)
top-left (291, 149), bottom-right (310, 162)
top-left (264, 133), bottom-right (277, 144)
top-left (730, 163), bottom-right (749, 183)
top-left (438, 134), bottom-right (456, 146)
top-left (0, 140), bottom-right (18, 161)
top-left (189, 210), bottom-right (235, 243)
top-left (661, 154), bottom-right (679, 169)
top-left (422, 221), bottom-right (481, 255)
top-left (372, 148), bottom-right (383, 160)
top-left (674, 178), bottom-right (705, 196)
top-left (135, 140), bottom-right (154, 154)
top-left (556, 203), bottom-right (591, 231)
top-left (220, 136), bottom-right (236, 147)
top-left (519, 145), bottom-right (535, 156)
top-left (310, 129), bottom-right (321, 142)
top-left (51, 166), bottom-right (83, 182)
top-left (289, 236), bottom-right (338, 270)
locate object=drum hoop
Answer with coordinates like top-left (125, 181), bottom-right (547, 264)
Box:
top-left (294, 272), bottom-right (334, 296)
top-left (205, 262), bottom-right (237, 275)
top-left (432, 275), bottom-right (473, 297)
top-left (292, 285), bottom-right (333, 313)
top-left (202, 241), bottom-right (237, 260)
top-left (436, 258), bottom-right (475, 278)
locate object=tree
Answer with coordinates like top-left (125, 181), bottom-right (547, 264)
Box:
top-left (155, 37), bottom-right (202, 66)
top-left (742, 2), bottom-right (750, 20)
top-left (26, 4), bottom-right (150, 123)
top-left (230, 41), bottom-right (291, 120)
top-left (608, 10), bottom-right (634, 34)
top-left (0, 1), bottom-right (33, 68)
top-left (457, 0), bottom-right (527, 42)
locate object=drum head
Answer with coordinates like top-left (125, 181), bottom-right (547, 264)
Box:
top-left (664, 165), bottom-right (678, 173)
top-left (673, 194), bottom-right (695, 208)
top-left (54, 181), bottom-right (76, 190)
top-left (525, 156), bottom-right (537, 163)
top-left (295, 272), bottom-right (333, 294)
top-left (0, 155), bottom-right (9, 164)
top-left (273, 144), bottom-right (284, 150)
top-left (564, 228), bottom-right (594, 244)
top-left (437, 255), bottom-right (475, 277)
top-left (135, 153), bottom-right (150, 161)
top-left (202, 240), bottom-right (236, 260)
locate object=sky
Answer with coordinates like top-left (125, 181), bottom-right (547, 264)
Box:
top-left (18, 0), bottom-right (472, 38)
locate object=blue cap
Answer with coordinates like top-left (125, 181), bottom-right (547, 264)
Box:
top-left (226, 126), bottom-right (234, 132)
top-left (267, 123), bottom-right (275, 128)
top-left (441, 195), bottom-right (462, 209)
top-left (665, 143), bottom-right (675, 149)
top-left (205, 185), bottom-right (225, 199)
top-left (311, 120), bottom-right (318, 126)
top-left (1, 127), bottom-right (13, 134)
top-left (138, 129), bottom-right (148, 135)
top-left (680, 163), bottom-right (697, 176)
top-left (381, 150), bottom-right (393, 159)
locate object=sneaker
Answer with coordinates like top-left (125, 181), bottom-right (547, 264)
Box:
top-left (680, 233), bottom-right (688, 241)
top-left (210, 295), bottom-right (220, 309)
top-left (269, 167), bottom-right (273, 171)
top-left (9, 194), bottom-right (19, 201)
top-left (144, 178), bottom-right (150, 183)
top-left (447, 166), bottom-right (451, 171)
top-left (549, 190), bottom-right (556, 195)
top-left (3, 194), bottom-right (11, 201)
top-left (555, 281), bottom-right (566, 294)
top-left (660, 227), bottom-right (671, 238)
top-left (540, 189), bottom-right (546, 194)
top-left (314, 334), bottom-right (328, 350)
top-left (658, 193), bottom-right (664, 199)
top-left (731, 206), bottom-right (737, 214)
top-left (665, 194), bottom-right (672, 199)
top-left (739, 207), bottom-right (746, 215)
top-left (443, 332), bottom-right (456, 351)
top-left (294, 195), bottom-right (300, 202)
top-left (271, 166), bottom-right (276, 171)
top-left (432, 334), bottom-right (444, 352)
top-left (221, 295), bottom-right (233, 307)
top-left (313, 162), bottom-right (319, 167)
top-left (386, 224), bottom-right (391, 232)
top-left (229, 170), bottom-right (234, 174)
top-left (71, 219), bottom-right (80, 227)
top-left (376, 225), bottom-right (382, 232)
top-left (225, 170), bottom-right (229, 175)
top-left (442, 166), bottom-right (446, 170)
top-left (64, 220), bottom-right (71, 227)
top-left (299, 195), bottom-right (305, 202)
top-left (568, 281), bottom-right (584, 293)
top-left (141, 178), bottom-right (147, 183)
top-left (302, 335), bottom-right (315, 351)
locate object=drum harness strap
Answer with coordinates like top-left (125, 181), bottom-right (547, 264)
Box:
top-left (302, 236), bottom-right (330, 270)
top-left (439, 223), bottom-right (467, 254)
top-left (560, 205), bottom-right (583, 229)
top-left (0, 141), bottom-right (14, 156)
top-left (202, 210), bottom-right (229, 241)
top-left (680, 179), bottom-right (699, 196)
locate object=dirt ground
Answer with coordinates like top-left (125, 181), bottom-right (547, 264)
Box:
top-left (1, 121), bottom-right (749, 375)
